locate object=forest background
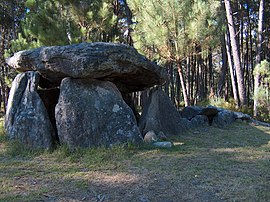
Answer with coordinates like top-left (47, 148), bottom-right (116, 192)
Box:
top-left (0, 0), bottom-right (269, 121)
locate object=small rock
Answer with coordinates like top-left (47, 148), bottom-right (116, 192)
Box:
top-left (152, 141), bottom-right (173, 148)
top-left (181, 106), bottom-right (203, 120)
top-left (139, 195), bottom-right (149, 202)
top-left (189, 115), bottom-right (209, 128)
top-left (144, 130), bottom-right (158, 144)
top-left (157, 131), bottom-right (168, 141)
top-left (234, 112), bottom-right (251, 121)
top-left (212, 110), bottom-right (236, 127)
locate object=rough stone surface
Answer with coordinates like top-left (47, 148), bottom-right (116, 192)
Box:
top-left (55, 78), bottom-right (142, 148)
top-left (143, 130), bottom-right (158, 144)
top-left (157, 131), bottom-right (168, 141)
top-left (189, 115), bottom-right (209, 128)
top-left (5, 71), bottom-right (54, 149)
top-left (6, 42), bottom-right (166, 93)
top-left (139, 89), bottom-right (189, 137)
top-left (181, 106), bottom-right (203, 120)
top-left (234, 112), bottom-right (251, 121)
top-left (152, 141), bottom-right (173, 148)
top-left (212, 110), bottom-right (236, 127)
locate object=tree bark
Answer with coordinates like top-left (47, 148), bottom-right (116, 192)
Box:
top-left (169, 62), bottom-right (175, 105)
top-left (224, 0), bottom-right (247, 106)
top-left (186, 56), bottom-right (191, 103)
top-left (253, 0), bottom-right (264, 117)
top-left (177, 61), bottom-right (190, 106)
top-left (218, 35), bottom-right (227, 97)
top-left (208, 48), bottom-right (214, 95)
top-left (225, 31), bottom-right (240, 106)
top-left (176, 70), bottom-right (181, 108)
top-left (122, 0), bottom-right (133, 46)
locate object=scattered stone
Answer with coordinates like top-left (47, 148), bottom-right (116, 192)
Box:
top-left (5, 71), bottom-right (54, 149)
top-left (180, 105), bottom-right (220, 125)
top-left (152, 141), bottom-right (173, 148)
top-left (6, 42), bottom-right (166, 93)
top-left (139, 195), bottom-right (149, 202)
top-left (55, 78), bottom-right (142, 148)
top-left (139, 89), bottom-right (189, 137)
top-left (212, 110), bottom-right (236, 127)
top-left (157, 131), bottom-right (168, 141)
top-left (234, 112), bottom-right (251, 121)
top-left (189, 115), bottom-right (209, 128)
top-left (143, 130), bottom-right (158, 144)
top-left (250, 119), bottom-right (270, 127)
top-left (181, 106), bottom-right (203, 120)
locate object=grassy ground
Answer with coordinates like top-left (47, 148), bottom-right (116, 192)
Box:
top-left (0, 120), bottom-right (270, 202)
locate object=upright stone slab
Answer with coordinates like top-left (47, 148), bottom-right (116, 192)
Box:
top-left (55, 78), bottom-right (142, 148)
top-left (139, 89), bottom-right (190, 137)
top-left (5, 71), bottom-right (54, 149)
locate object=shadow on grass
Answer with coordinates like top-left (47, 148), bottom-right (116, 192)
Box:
top-left (0, 122), bottom-right (270, 202)
top-left (166, 122), bottom-right (270, 152)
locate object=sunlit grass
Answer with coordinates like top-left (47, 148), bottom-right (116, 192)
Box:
top-left (0, 118), bottom-right (269, 201)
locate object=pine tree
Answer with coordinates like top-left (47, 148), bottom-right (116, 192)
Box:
top-left (254, 0), bottom-right (265, 117)
top-left (224, 0), bottom-right (247, 106)
top-left (17, 0), bottom-right (80, 46)
top-left (0, 0), bottom-right (26, 112)
top-left (10, 0), bottom-right (120, 52)
top-left (58, 0), bottom-right (118, 42)
top-left (129, 0), bottom-right (222, 106)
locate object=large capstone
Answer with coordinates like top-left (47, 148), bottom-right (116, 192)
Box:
top-left (6, 42), bottom-right (166, 93)
top-left (55, 78), bottom-right (142, 148)
top-left (5, 71), bottom-right (55, 149)
top-left (139, 89), bottom-right (190, 137)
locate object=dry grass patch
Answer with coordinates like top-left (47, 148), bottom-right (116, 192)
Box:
top-left (0, 121), bottom-right (269, 201)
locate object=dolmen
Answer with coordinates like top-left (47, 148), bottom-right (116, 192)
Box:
top-left (5, 42), bottom-right (166, 149)
top-left (5, 42), bottom-right (252, 150)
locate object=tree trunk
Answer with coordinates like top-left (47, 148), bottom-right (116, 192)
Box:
top-left (196, 45), bottom-right (205, 101)
top-left (253, 0), bottom-right (264, 117)
top-left (190, 55), bottom-right (196, 104)
top-left (225, 31), bottom-right (240, 106)
top-left (218, 35), bottom-right (227, 97)
top-left (224, 0), bottom-right (247, 106)
top-left (122, 0), bottom-right (133, 46)
top-left (177, 61), bottom-right (190, 106)
top-left (176, 71), bottom-right (181, 109)
top-left (169, 63), bottom-right (175, 105)
top-left (186, 56), bottom-right (191, 104)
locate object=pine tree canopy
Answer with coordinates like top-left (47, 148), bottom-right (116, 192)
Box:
top-left (10, 0), bottom-right (120, 52)
top-left (129, 0), bottom-right (222, 62)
